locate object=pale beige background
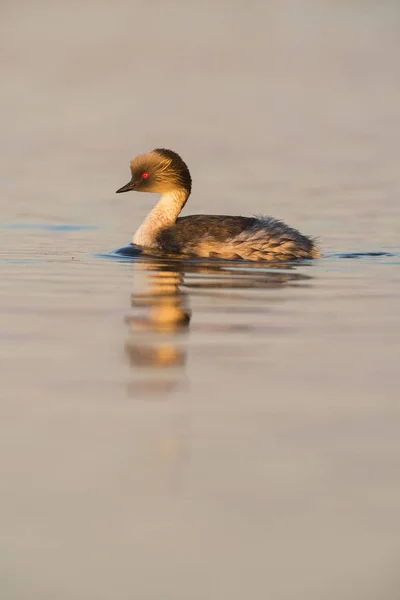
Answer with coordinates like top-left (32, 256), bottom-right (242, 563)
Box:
top-left (1, 1), bottom-right (400, 599)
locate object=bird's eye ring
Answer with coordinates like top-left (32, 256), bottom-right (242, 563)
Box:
top-left (141, 172), bottom-right (149, 179)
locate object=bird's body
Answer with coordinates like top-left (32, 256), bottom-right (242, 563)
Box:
top-left (156, 214), bottom-right (317, 261)
top-left (116, 148), bottom-right (319, 261)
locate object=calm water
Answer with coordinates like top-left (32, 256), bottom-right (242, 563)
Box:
top-left (1, 1), bottom-right (400, 599)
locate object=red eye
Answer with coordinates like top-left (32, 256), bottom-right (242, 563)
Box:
top-left (141, 172), bottom-right (149, 179)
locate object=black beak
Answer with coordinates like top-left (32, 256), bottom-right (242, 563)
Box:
top-left (116, 180), bottom-right (135, 193)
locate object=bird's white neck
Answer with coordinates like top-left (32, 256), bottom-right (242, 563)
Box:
top-left (132, 189), bottom-right (189, 248)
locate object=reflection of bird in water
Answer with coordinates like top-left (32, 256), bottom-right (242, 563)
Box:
top-left (124, 259), bottom-right (313, 378)
top-left (116, 148), bottom-right (319, 261)
top-left (124, 262), bottom-right (190, 392)
top-left (122, 258), bottom-right (314, 499)
top-left (125, 345), bottom-right (185, 369)
top-left (128, 269), bottom-right (190, 334)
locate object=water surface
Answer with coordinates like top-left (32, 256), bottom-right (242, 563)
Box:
top-left (1, 1), bottom-right (400, 599)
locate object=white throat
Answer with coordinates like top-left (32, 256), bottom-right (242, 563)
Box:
top-left (132, 189), bottom-right (188, 248)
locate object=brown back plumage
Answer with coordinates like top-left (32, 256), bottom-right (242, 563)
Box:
top-left (157, 215), bottom-right (319, 260)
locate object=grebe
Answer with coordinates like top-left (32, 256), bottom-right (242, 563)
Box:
top-left (116, 148), bottom-right (319, 261)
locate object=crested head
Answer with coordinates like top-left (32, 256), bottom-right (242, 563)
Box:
top-left (116, 148), bottom-right (192, 196)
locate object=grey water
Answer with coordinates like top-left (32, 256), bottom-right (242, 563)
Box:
top-left (1, 1), bottom-right (400, 599)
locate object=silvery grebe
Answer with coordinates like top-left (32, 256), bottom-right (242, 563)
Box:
top-left (116, 148), bottom-right (319, 261)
